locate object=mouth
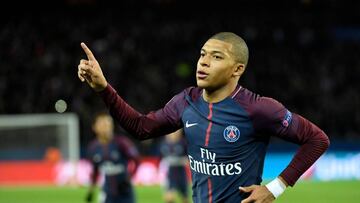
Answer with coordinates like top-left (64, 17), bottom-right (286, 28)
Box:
top-left (197, 70), bottom-right (208, 79)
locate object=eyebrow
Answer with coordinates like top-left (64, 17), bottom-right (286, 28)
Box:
top-left (201, 49), bottom-right (225, 55)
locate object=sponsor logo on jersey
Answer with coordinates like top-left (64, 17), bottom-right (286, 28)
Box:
top-left (188, 148), bottom-right (242, 176)
top-left (282, 110), bottom-right (293, 127)
top-left (185, 120), bottom-right (198, 128)
top-left (100, 161), bottom-right (125, 175)
top-left (223, 125), bottom-right (240, 142)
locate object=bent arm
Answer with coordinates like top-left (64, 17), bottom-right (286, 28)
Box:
top-left (252, 97), bottom-right (330, 186)
top-left (99, 84), bottom-right (185, 140)
top-left (278, 114), bottom-right (330, 186)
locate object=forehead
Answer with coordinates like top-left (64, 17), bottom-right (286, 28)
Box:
top-left (95, 115), bottom-right (112, 123)
top-left (201, 39), bottom-right (233, 55)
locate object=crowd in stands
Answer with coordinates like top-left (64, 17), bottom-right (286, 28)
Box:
top-left (1, 1), bottom-right (359, 154)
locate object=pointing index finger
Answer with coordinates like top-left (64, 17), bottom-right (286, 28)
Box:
top-left (81, 42), bottom-right (96, 61)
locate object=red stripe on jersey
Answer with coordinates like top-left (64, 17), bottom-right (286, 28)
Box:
top-left (208, 177), bottom-right (213, 203)
top-left (205, 103), bottom-right (213, 146)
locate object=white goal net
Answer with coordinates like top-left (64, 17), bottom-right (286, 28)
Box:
top-left (0, 113), bottom-right (80, 162)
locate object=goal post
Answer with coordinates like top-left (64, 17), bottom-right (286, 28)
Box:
top-left (0, 113), bottom-right (80, 162)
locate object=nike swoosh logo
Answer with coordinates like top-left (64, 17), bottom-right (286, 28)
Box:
top-left (185, 121), bottom-right (198, 128)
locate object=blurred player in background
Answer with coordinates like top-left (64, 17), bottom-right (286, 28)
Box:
top-left (78, 32), bottom-right (329, 202)
top-left (86, 112), bottom-right (140, 203)
top-left (160, 129), bottom-right (189, 203)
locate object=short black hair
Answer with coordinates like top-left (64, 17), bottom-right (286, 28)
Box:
top-left (210, 32), bottom-right (249, 67)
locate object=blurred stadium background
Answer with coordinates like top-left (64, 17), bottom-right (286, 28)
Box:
top-left (0, 0), bottom-right (360, 202)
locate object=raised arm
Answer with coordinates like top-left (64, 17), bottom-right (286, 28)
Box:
top-left (78, 43), bottom-right (185, 140)
top-left (78, 42), bottom-right (108, 92)
top-left (99, 85), bottom-right (185, 140)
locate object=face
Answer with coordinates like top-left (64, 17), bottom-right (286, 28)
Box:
top-left (166, 129), bottom-right (183, 143)
top-left (92, 115), bottom-right (114, 140)
top-left (196, 39), bottom-right (240, 91)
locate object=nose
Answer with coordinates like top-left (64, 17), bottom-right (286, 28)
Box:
top-left (199, 55), bottom-right (210, 67)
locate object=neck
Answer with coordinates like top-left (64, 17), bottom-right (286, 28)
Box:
top-left (203, 81), bottom-right (238, 103)
top-left (98, 134), bottom-right (112, 144)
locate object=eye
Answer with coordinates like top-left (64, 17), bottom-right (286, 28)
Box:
top-left (213, 55), bottom-right (223, 60)
top-left (200, 52), bottom-right (205, 57)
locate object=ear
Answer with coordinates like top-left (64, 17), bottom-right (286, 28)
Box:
top-left (233, 63), bottom-right (245, 77)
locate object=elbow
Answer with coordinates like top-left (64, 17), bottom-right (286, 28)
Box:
top-left (324, 134), bottom-right (330, 149)
top-left (318, 130), bottom-right (330, 152)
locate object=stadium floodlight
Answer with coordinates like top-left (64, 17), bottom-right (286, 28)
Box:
top-left (0, 113), bottom-right (80, 162)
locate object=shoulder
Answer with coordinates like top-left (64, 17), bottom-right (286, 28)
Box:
top-left (169, 86), bottom-right (202, 104)
top-left (163, 86), bottom-right (202, 113)
top-left (86, 139), bottom-right (99, 158)
top-left (184, 86), bottom-right (202, 102)
top-left (115, 135), bottom-right (140, 157)
top-left (87, 139), bottom-right (99, 151)
top-left (232, 86), bottom-right (261, 106)
top-left (233, 87), bottom-right (284, 118)
top-left (114, 135), bottom-right (134, 146)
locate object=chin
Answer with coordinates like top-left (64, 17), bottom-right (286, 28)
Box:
top-left (196, 80), bottom-right (208, 88)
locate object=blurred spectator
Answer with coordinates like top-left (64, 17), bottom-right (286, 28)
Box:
top-left (86, 111), bottom-right (140, 203)
top-left (160, 129), bottom-right (189, 203)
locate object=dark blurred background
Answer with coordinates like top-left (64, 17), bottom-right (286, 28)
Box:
top-left (1, 0), bottom-right (359, 157)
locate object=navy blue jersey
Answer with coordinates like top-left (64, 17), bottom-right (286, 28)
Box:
top-left (160, 138), bottom-right (187, 167)
top-left (87, 135), bottom-right (139, 198)
top-left (100, 84), bottom-right (329, 203)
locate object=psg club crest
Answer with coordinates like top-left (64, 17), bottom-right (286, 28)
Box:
top-left (223, 125), bottom-right (241, 142)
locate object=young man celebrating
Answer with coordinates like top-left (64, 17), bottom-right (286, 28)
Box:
top-left (78, 32), bottom-right (329, 203)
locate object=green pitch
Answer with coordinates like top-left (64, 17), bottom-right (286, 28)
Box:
top-left (0, 181), bottom-right (359, 203)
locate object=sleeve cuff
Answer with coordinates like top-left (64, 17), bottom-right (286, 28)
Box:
top-left (98, 83), bottom-right (115, 96)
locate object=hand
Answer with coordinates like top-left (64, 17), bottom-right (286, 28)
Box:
top-left (78, 42), bottom-right (108, 92)
top-left (85, 191), bottom-right (93, 203)
top-left (239, 185), bottom-right (275, 203)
